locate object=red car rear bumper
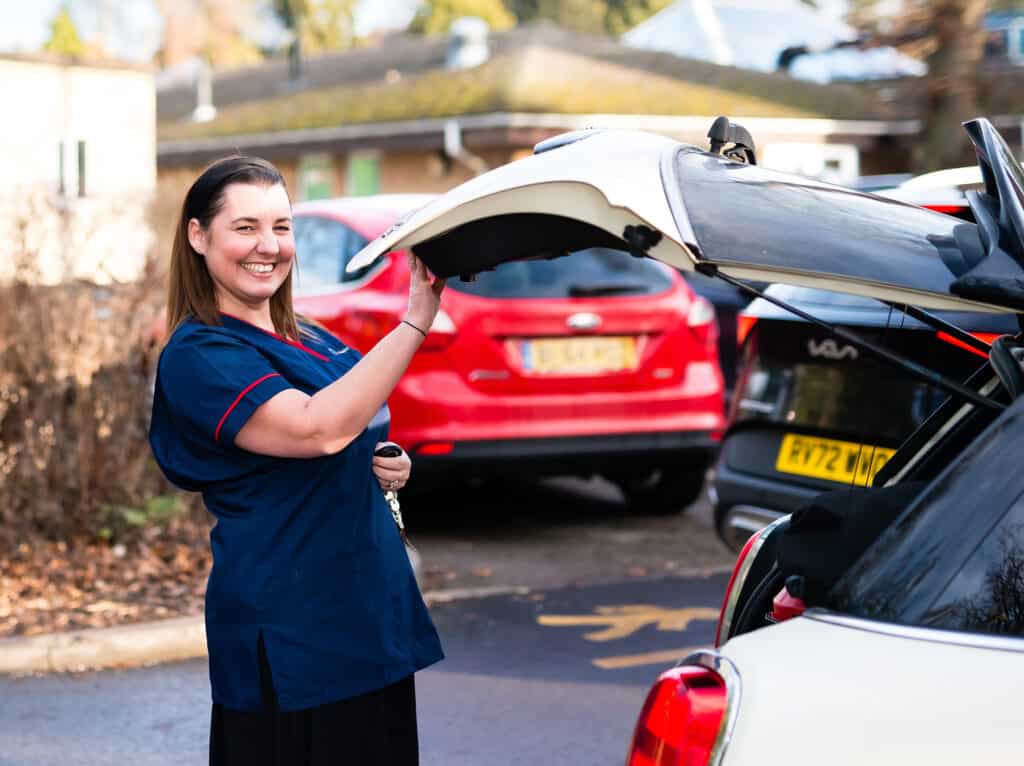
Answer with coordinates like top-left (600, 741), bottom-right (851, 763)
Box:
top-left (389, 362), bottom-right (725, 476)
top-left (406, 430), bottom-right (720, 478)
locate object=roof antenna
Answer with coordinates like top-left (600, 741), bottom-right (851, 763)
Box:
top-left (707, 116), bottom-right (757, 165)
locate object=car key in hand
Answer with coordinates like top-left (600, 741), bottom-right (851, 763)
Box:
top-left (373, 443), bottom-right (409, 545)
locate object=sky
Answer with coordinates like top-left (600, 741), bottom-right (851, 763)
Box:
top-left (0, 1), bottom-right (857, 64)
top-left (0, 0), bottom-right (420, 62)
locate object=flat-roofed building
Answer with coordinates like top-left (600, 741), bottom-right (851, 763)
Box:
top-left (156, 23), bottom-right (924, 204)
top-left (1, 54), bottom-right (155, 284)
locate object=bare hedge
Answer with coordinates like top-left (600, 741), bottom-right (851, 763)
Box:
top-left (0, 268), bottom-right (179, 549)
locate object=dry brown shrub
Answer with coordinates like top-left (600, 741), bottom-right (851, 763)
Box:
top-left (0, 186), bottom-right (192, 552)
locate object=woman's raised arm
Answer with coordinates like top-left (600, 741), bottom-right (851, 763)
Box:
top-left (235, 254), bottom-right (445, 458)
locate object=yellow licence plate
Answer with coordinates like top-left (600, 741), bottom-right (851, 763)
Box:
top-left (521, 336), bottom-right (638, 374)
top-left (775, 434), bottom-right (895, 486)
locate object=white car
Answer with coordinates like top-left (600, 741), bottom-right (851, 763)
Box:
top-left (876, 164), bottom-right (984, 219)
top-left (348, 116), bottom-right (1024, 766)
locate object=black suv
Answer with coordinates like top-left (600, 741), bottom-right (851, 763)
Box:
top-left (712, 285), bottom-right (1018, 549)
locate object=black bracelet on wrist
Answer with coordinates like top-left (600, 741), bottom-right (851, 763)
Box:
top-left (401, 319), bottom-right (428, 338)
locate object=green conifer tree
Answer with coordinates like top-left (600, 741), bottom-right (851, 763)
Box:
top-left (409, 0), bottom-right (517, 35)
top-left (43, 6), bottom-right (86, 57)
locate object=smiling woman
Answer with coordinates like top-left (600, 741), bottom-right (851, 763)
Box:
top-left (165, 157), bottom-right (303, 340)
top-left (151, 155), bottom-right (446, 766)
top-left (186, 182), bottom-right (296, 324)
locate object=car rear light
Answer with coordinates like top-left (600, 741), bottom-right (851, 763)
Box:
top-left (625, 665), bottom-right (727, 766)
top-left (345, 309), bottom-right (392, 348)
top-left (686, 297), bottom-right (718, 356)
top-left (922, 203), bottom-right (969, 216)
top-left (936, 330), bottom-right (1000, 359)
top-left (687, 297), bottom-right (715, 327)
top-left (735, 314), bottom-right (757, 347)
top-left (714, 517), bottom-right (786, 647)
top-left (419, 309), bottom-right (457, 352)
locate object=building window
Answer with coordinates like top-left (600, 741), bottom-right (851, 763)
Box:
top-left (77, 140), bottom-right (86, 197)
top-left (297, 153), bottom-right (335, 201)
top-left (58, 141), bottom-right (65, 196)
top-left (347, 152), bottom-right (380, 197)
top-left (1013, 20), bottom-right (1024, 63)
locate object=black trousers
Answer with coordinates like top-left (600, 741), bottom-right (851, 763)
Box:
top-left (209, 638), bottom-right (419, 766)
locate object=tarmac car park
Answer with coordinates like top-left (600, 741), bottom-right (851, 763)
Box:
top-left (345, 115), bottom-right (1024, 766)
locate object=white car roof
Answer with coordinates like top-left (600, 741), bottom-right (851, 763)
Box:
top-left (897, 166), bottom-right (983, 191)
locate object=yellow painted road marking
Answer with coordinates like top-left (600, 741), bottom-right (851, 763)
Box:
top-left (593, 646), bottom-right (702, 670)
top-left (537, 605), bottom-right (719, 642)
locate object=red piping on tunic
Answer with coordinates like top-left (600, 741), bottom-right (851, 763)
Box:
top-left (219, 312), bottom-right (330, 362)
top-left (215, 373), bottom-right (282, 442)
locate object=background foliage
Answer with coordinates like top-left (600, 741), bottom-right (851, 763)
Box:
top-left (0, 192), bottom-right (187, 552)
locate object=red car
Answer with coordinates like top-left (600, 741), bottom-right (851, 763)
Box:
top-left (292, 195), bottom-right (725, 512)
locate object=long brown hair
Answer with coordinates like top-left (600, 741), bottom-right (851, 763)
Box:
top-left (166, 155), bottom-right (302, 340)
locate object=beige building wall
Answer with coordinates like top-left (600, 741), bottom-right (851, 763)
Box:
top-left (0, 58), bottom-right (156, 284)
top-left (378, 149), bottom-right (515, 194)
top-left (158, 147), bottom-right (519, 207)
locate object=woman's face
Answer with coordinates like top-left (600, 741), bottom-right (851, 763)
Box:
top-left (188, 182), bottom-right (295, 311)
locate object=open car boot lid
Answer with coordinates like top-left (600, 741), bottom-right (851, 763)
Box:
top-left (348, 118), bottom-right (1024, 314)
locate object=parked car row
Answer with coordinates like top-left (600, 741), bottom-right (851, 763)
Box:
top-left (345, 115), bottom-right (1024, 764)
top-left (289, 149), bottom-right (1004, 528)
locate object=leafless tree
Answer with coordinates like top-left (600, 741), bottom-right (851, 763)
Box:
top-left (847, 0), bottom-right (988, 172)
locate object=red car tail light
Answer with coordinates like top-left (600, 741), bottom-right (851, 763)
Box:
top-left (735, 314), bottom-right (757, 347)
top-left (686, 297), bottom-right (719, 356)
top-left (625, 665), bottom-right (727, 766)
top-left (936, 330), bottom-right (1001, 359)
top-left (344, 309), bottom-right (392, 349)
top-left (714, 517), bottom-right (786, 647)
top-left (922, 203), bottom-right (969, 216)
top-left (419, 309), bottom-right (457, 352)
top-left (687, 297), bottom-right (716, 327)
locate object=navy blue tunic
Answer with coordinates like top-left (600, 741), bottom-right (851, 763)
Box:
top-left (149, 313), bottom-right (444, 712)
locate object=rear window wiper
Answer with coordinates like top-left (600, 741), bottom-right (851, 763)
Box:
top-left (568, 283), bottom-right (646, 297)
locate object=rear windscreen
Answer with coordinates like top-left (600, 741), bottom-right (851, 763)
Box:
top-left (831, 400), bottom-right (1024, 639)
top-left (445, 247), bottom-right (674, 299)
top-left (670, 148), bottom-right (967, 297)
top-left (733, 322), bottom-right (986, 444)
